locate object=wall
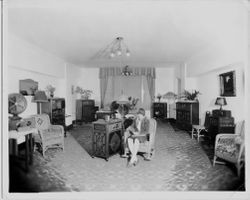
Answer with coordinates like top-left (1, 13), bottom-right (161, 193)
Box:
top-left (79, 68), bottom-right (100, 106)
top-left (8, 33), bottom-right (103, 125)
top-left (8, 66), bottom-right (66, 118)
top-left (8, 33), bottom-right (67, 118)
top-left (194, 64), bottom-right (244, 124)
top-left (155, 67), bottom-right (175, 99)
top-left (155, 67), bottom-right (177, 118)
top-left (184, 7), bottom-right (247, 125)
top-left (65, 64), bottom-right (84, 124)
top-left (8, 33), bottom-right (65, 78)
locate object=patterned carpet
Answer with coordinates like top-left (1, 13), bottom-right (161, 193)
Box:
top-left (9, 120), bottom-right (244, 192)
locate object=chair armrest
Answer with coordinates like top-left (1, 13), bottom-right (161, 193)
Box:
top-left (215, 133), bottom-right (236, 141)
top-left (49, 125), bottom-right (64, 134)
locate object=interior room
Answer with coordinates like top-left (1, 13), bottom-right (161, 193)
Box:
top-left (3, 0), bottom-right (250, 198)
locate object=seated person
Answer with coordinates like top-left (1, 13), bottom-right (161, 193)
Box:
top-left (110, 101), bottom-right (122, 119)
top-left (123, 108), bottom-right (150, 167)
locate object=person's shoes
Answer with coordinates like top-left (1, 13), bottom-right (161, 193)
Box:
top-left (144, 156), bottom-right (151, 161)
top-left (127, 160), bottom-right (133, 168)
top-left (121, 154), bottom-right (129, 158)
top-left (133, 159), bottom-right (139, 166)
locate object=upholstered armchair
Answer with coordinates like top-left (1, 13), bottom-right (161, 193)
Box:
top-left (213, 120), bottom-right (245, 176)
top-left (138, 118), bottom-right (157, 160)
top-left (31, 114), bottom-right (64, 157)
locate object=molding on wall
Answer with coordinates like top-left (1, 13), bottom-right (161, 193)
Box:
top-left (8, 65), bottom-right (65, 79)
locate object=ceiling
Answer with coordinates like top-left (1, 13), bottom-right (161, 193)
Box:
top-left (7, 0), bottom-right (245, 67)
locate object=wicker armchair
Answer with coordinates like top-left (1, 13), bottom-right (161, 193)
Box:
top-left (31, 114), bottom-right (64, 157)
top-left (213, 120), bottom-right (245, 176)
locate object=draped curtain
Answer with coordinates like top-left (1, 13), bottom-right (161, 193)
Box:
top-left (99, 67), bottom-right (155, 111)
top-left (100, 77), bottom-right (109, 108)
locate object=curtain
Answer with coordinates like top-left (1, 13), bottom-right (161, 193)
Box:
top-left (99, 67), bottom-right (155, 79)
top-left (103, 76), bottom-right (114, 109)
top-left (146, 75), bottom-right (155, 117)
top-left (100, 77), bottom-right (108, 108)
top-left (99, 67), bottom-right (155, 111)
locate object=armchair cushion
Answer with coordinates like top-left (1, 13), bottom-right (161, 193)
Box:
top-left (33, 114), bottom-right (50, 130)
top-left (215, 135), bottom-right (240, 163)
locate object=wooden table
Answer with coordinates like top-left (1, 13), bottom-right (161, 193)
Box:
top-left (9, 128), bottom-right (38, 172)
top-left (96, 110), bottom-right (116, 120)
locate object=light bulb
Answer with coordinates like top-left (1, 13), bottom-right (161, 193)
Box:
top-left (117, 49), bottom-right (122, 56)
top-left (110, 51), bottom-right (115, 58)
top-left (126, 49), bottom-right (130, 56)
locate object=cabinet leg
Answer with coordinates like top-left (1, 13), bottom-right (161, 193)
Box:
top-left (25, 135), bottom-right (29, 172)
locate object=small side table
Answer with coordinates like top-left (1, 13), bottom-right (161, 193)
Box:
top-left (9, 128), bottom-right (38, 172)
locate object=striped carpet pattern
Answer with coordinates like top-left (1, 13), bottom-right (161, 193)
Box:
top-left (10, 121), bottom-right (244, 192)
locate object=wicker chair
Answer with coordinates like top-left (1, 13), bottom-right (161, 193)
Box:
top-left (31, 114), bottom-right (64, 157)
top-left (191, 111), bottom-right (211, 142)
top-left (213, 120), bottom-right (245, 176)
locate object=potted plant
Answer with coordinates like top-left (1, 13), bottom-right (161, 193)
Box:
top-left (181, 90), bottom-right (201, 101)
top-left (75, 86), bottom-right (93, 100)
top-left (45, 85), bottom-right (56, 98)
top-left (127, 96), bottom-right (139, 111)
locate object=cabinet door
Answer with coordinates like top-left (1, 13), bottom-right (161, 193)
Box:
top-left (93, 131), bottom-right (106, 158)
top-left (76, 100), bottom-right (83, 121)
top-left (41, 101), bottom-right (51, 115)
top-left (82, 105), bottom-right (95, 122)
top-left (108, 130), bottom-right (122, 156)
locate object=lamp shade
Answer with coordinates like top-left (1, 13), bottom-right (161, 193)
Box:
top-left (117, 94), bottom-right (129, 105)
top-left (33, 90), bottom-right (48, 102)
top-left (215, 97), bottom-right (227, 106)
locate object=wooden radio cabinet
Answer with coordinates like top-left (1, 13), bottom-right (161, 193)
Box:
top-left (176, 101), bottom-right (199, 131)
top-left (92, 119), bottom-right (123, 161)
top-left (153, 102), bottom-right (168, 119)
top-left (208, 110), bottom-right (235, 142)
top-left (76, 99), bottom-right (98, 123)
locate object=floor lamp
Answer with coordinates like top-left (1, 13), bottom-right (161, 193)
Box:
top-left (117, 93), bottom-right (129, 119)
top-left (33, 90), bottom-right (48, 114)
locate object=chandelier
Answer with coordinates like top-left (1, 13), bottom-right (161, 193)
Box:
top-left (121, 65), bottom-right (133, 76)
top-left (90, 36), bottom-right (131, 60)
top-left (109, 37), bottom-right (130, 58)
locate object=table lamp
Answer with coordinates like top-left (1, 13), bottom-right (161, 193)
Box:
top-left (33, 90), bottom-right (48, 114)
top-left (215, 97), bottom-right (227, 112)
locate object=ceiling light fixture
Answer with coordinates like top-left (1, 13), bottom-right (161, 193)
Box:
top-left (121, 65), bottom-right (133, 76)
top-left (90, 36), bottom-right (131, 61)
top-left (109, 37), bottom-right (130, 59)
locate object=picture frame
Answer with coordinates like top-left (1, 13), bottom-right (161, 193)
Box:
top-left (19, 79), bottom-right (38, 96)
top-left (219, 71), bottom-right (236, 97)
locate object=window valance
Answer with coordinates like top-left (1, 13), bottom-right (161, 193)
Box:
top-left (99, 67), bottom-right (156, 79)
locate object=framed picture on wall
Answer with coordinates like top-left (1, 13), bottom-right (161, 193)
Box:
top-left (219, 71), bottom-right (236, 97)
top-left (19, 79), bottom-right (38, 96)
